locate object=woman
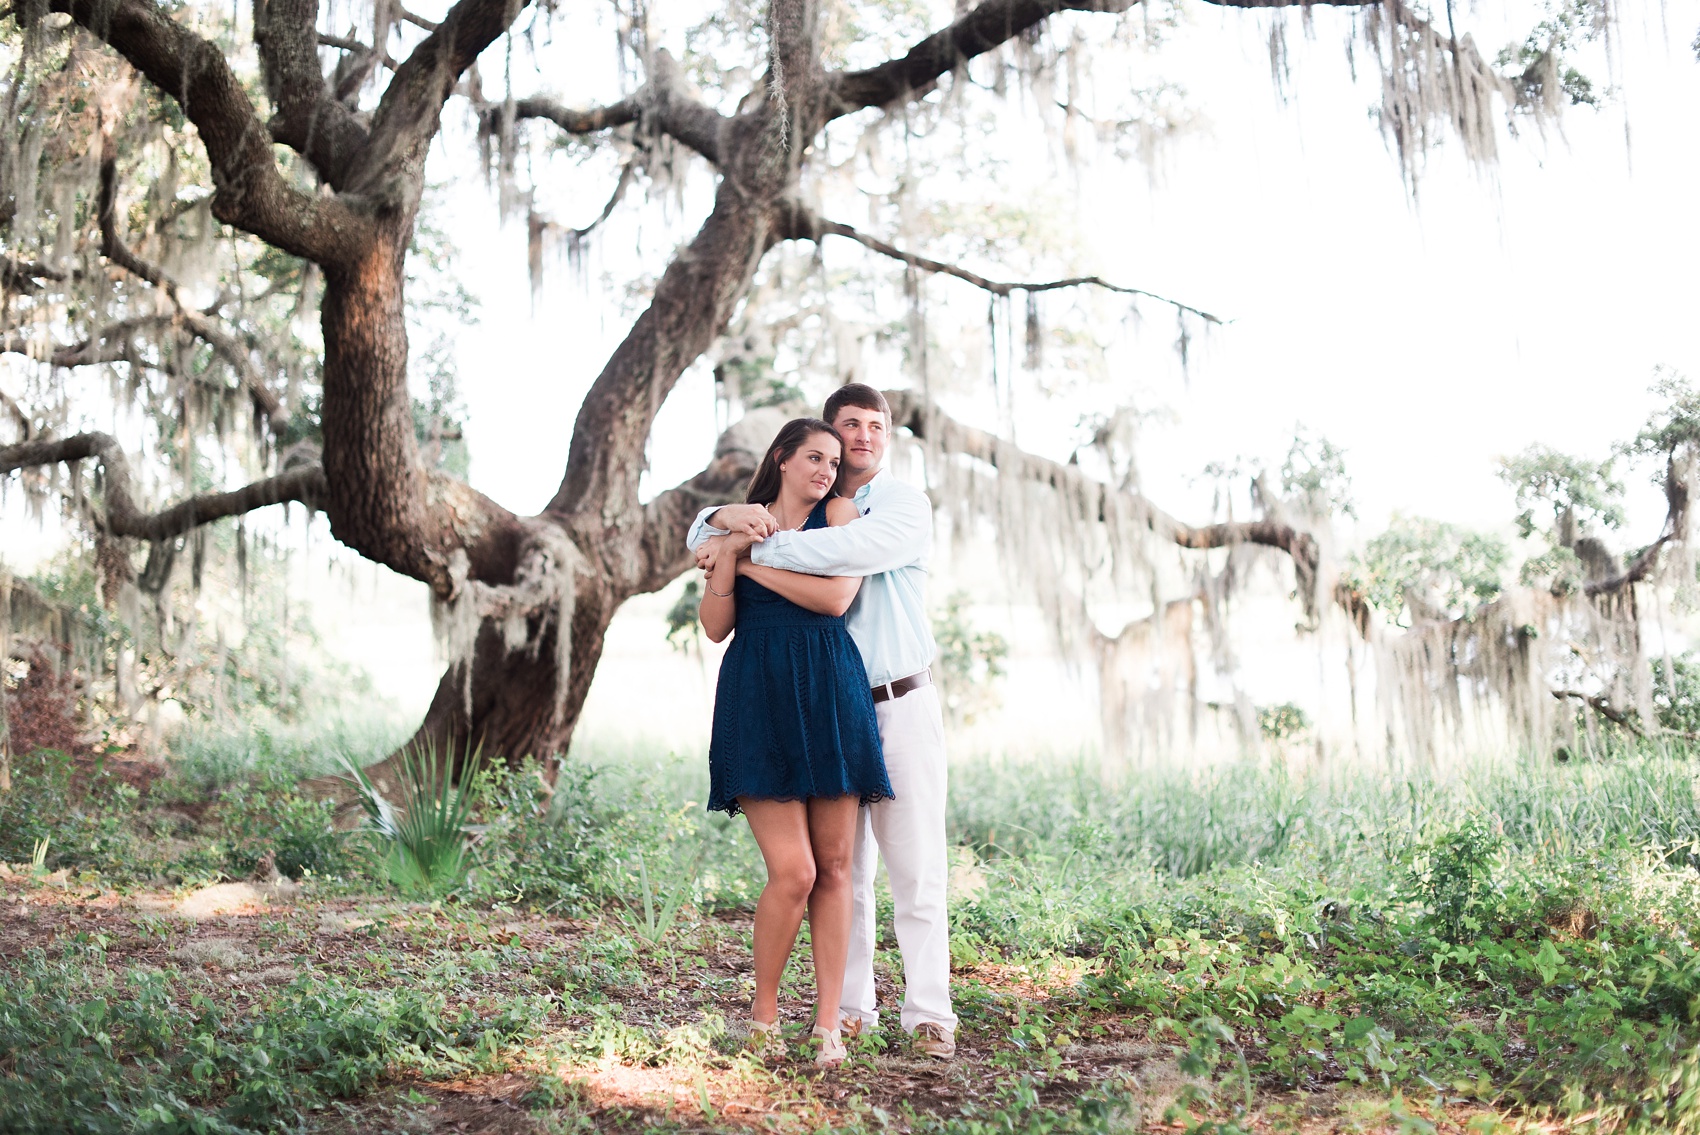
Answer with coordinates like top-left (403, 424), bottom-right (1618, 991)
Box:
top-left (699, 417), bottom-right (892, 1067)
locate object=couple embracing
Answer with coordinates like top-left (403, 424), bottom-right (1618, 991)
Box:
top-left (689, 383), bottom-right (957, 1067)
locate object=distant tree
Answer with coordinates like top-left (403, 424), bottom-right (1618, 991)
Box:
top-left (1498, 444), bottom-right (1626, 588)
top-left (1351, 515), bottom-right (1507, 626)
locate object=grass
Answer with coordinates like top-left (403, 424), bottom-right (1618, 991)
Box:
top-left (4, 725), bottom-right (1700, 1131)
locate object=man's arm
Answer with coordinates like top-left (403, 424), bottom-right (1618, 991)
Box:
top-left (749, 487), bottom-right (931, 577)
top-left (687, 503), bottom-right (778, 552)
top-left (686, 507), bottom-right (726, 553)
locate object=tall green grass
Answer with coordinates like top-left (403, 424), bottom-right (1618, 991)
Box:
top-left (948, 745), bottom-right (1700, 877)
top-left (159, 714), bottom-right (410, 798)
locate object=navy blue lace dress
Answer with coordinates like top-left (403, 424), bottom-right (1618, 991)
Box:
top-left (707, 499), bottom-right (891, 816)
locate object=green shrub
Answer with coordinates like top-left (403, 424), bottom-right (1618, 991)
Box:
top-left (1651, 653), bottom-right (1700, 735)
top-left (469, 758), bottom-right (617, 910)
top-left (0, 749), bottom-right (142, 876)
top-left (1402, 812), bottom-right (1507, 942)
top-left (0, 949), bottom-right (551, 1134)
top-left (212, 774), bottom-right (362, 880)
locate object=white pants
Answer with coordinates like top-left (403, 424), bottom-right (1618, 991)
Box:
top-left (841, 683), bottom-right (958, 1034)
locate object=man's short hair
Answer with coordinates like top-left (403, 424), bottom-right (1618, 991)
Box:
top-left (823, 383), bottom-right (891, 427)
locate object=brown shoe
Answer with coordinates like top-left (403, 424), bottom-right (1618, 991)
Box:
top-left (912, 1022), bottom-right (955, 1060)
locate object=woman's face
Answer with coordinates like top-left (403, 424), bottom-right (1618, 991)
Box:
top-left (779, 430), bottom-right (843, 502)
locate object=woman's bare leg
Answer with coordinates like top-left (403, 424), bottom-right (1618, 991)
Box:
top-left (740, 798), bottom-right (816, 1025)
top-left (805, 795), bottom-right (861, 1031)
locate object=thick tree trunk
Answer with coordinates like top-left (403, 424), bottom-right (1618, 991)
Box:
top-left (318, 219), bottom-right (445, 588)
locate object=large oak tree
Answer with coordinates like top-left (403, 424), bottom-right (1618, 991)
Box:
top-left (0, 0), bottom-right (1630, 781)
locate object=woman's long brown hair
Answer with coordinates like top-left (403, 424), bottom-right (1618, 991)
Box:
top-left (745, 418), bottom-right (841, 506)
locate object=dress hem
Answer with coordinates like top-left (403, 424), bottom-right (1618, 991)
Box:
top-left (709, 790), bottom-right (894, 818)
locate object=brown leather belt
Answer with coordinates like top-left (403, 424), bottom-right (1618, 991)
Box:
top-left (871, 669), bottom-right (931, 704)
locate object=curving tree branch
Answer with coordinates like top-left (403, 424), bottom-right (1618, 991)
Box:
top-left (96, 148), bottom-right (290, 434)
top-left (3, 317), bottom-right (174, 369)
top-left (884, 389), bottom-right (1320, 594)
top-left (1, 254), bottom-right (66, 295)
top-left (1584, 537), bottom-right (1670, 597)
top-left (253, 0), bottom-right (371, 184)
top-left (636, 444), bottom-right (765, 593)
top-left (782, 204), bottom-right (1225, 323)
top-left (47, 0), bottom-right (375, 267)
top-left (831, 0), bottom-right (1384, 116)
top-left (495, 51), bottom-right (731, 165)
top-left (352, 0), bottom-right (538, 196)
top-left (832, 0), bottom-right (1136, 113)
top-left (0, 433), bottom-right (325, 541)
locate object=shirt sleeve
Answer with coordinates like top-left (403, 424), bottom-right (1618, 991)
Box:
top-left (685, 506), bottom-right (729, 552)
top-left (749, 486), bottom-right (931, 576)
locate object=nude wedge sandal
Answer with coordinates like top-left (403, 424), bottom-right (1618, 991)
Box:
top-left (810, 1025), bottom-right (847, 1067)
top-left (745, 1018), bottom-right (782, 1054)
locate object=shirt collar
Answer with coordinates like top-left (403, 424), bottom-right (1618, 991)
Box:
top-left (851, 469), bottom-right (886, 505)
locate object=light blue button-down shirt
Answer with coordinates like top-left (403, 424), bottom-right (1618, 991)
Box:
top-left (685, 471), bottom-right (937, 688)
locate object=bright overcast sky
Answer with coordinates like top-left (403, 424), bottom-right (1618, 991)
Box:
top-left (439, 0), bottom-right (1700, 550)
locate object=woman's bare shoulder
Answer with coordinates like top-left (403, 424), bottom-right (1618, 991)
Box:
top-left (825, 496), bottom-right (860, 526)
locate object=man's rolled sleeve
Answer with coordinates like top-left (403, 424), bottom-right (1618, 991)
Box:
top-left (750, 491), bottom-right (930, 577)
top-left (686, 507), bottom-right (728, 552)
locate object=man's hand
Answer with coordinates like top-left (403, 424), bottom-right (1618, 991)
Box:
top-left (695, 532), bottom-right (753, 575)
top-left (707, 504), bottom-right (779, 541)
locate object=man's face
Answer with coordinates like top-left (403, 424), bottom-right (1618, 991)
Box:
top-left (830, 405), bottom-right (888, 478)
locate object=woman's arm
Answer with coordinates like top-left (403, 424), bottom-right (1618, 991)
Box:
top-left (734, 497), bottom-right (864, 617)
top-left (736, 563), bottom-right (861, 616)
top-left (698, 532), bottom-right (750, 642)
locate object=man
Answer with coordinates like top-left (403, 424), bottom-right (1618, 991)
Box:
top-left (688, 383), bottom-right (958, 1058)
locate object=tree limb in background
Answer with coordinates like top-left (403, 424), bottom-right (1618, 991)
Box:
top-left (494, 52), bottom-right (730, 165)
top-left (1585, 537), bottom-right (1670, 597)
top-left (96, 146), bottom-right (289, 435)
top-left (3, 316), bottom-right (174, 369)
top-left (0, 433), bottom-right (325, 541)
top-left (830, 0), bottom-right (1381, 115)
top-left (1, 255), bottom-right (66, 295)
top-left (884, 389), bottom-right (1319, 598)
top-left (351, 0), bottom-right (540, 195)
top-left (1551, 688), bottom-right (1644, 734)
top-left (784, 205), bottom-right (1225, 324)
top-left (637, 440), bottom-right (767, 593)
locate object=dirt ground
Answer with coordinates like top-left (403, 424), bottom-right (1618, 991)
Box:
top-left (0, 871), bottom-right (1513, 1134)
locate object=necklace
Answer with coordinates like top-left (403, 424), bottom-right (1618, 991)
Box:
top-left (769, 502), bottom-right (811, 531)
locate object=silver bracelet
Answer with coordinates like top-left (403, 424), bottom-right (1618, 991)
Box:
top-left (705, 579), bottom-right (734, 598)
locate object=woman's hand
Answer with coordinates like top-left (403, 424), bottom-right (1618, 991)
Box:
top-left (697, 531), bottom-right (755, 575)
